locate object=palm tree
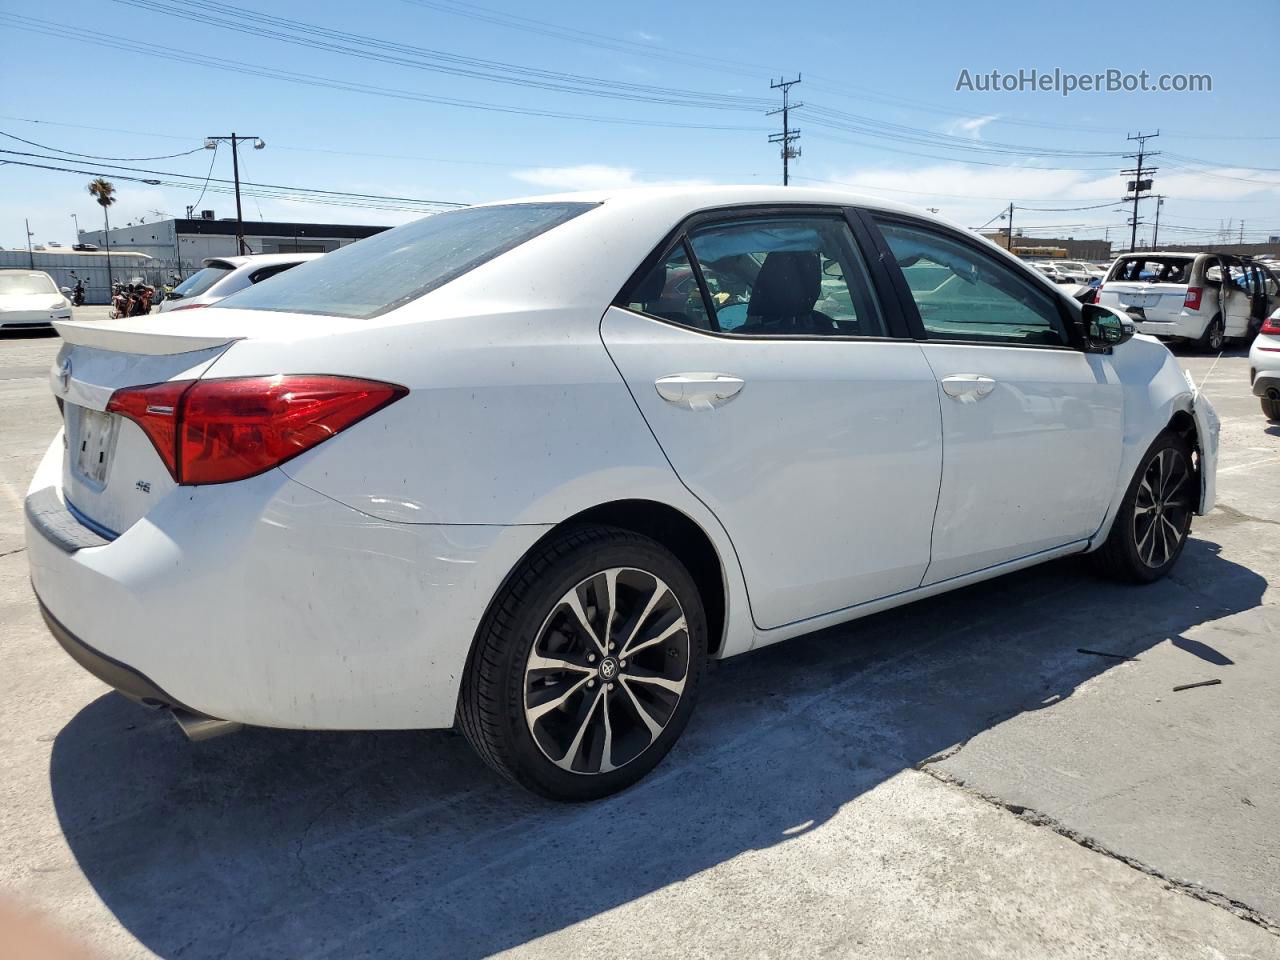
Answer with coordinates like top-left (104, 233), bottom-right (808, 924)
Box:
top-left (88, 177), bottom-right (116, 289)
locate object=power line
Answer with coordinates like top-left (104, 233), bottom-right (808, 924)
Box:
top-left (0, 129), bottom-right (204, 161)
top-left (1, 13), bottom-right (766, 132)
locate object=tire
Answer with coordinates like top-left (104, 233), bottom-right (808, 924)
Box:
top-left (459, 525), bottom-right (708, 801)
top-left (1263, 397), bottom-right (1280, 421)
top-left (1091, 431), bottom-right (1195, 583)
top-left (1197, 316), bottom-right (1225, 353)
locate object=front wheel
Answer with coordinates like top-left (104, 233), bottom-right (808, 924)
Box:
top-left (1262, 396), bottom-right (1280, 421)
top-left (459, 525), bottom-right (707, 801)
top-left (1092, 431), bottom-right (1195, 583)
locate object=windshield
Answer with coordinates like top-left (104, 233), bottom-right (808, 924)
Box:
top-left (170, 265), bottom-right (232, 299)
top-left (217, 202), bottom-right (597, 319)
top-left (0, 272), bottom-right (58, 296)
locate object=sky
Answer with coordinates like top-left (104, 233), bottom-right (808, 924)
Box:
top-left (1, 0), bottom-right (1277, 251)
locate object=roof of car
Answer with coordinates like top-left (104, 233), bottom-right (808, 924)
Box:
top-left (202, 253), bottom-right (325, 269)
top-left (476, 183), bottom-right (934, 221)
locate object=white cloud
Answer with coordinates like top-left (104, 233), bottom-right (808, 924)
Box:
top-left (943, 115), bottom-right (999, 139)
top-left (511, 164), bottom-right (709, 192)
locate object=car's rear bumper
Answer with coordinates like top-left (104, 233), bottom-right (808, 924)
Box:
top-left (25, 435), bottom-right (550, 730)
top-left (1252, 375), bottom-right (1280, 400)
top-left (1131, 314), bottom-right (1206, 340)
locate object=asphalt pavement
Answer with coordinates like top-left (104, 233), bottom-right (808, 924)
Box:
top-left (0, 314), bottom-right (1277, 958)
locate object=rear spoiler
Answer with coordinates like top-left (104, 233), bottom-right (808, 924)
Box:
top-left (53, 319), bottom-right (239, 356)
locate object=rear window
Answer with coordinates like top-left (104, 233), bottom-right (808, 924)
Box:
top-left (1107, 257), bottom-right (1194, 284)
top-left (217, 202), bottom-right (597, 319)
top-left (171, 265), bottom-right (232, 298)
top-left (0, 272), bottom-right (57, 295)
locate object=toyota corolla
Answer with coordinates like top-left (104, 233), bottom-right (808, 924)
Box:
top-left (26, 187), bottom-right (1219, 800)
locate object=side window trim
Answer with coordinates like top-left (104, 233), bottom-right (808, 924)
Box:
top-left (682, 236), bottom-right (722, 333)
top-left (860, 211), bottom-right (1081, 350)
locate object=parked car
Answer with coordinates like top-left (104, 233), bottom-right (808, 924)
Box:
top-left (27, 187), bottom-right (1219, 801)
top-left (0, 269), bottom-right (72, 330)
top-left (1249, 307), bottom-right (1280, 420)
top-left (1097, 252), bottom-right (1276, 350)
top-left (156, 253), bottom-right (322, 312)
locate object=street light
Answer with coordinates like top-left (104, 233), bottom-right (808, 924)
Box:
top-left (205, 133), bottom-right (266, 255)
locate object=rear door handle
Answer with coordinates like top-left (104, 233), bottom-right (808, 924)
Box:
top-left (940, 374), bottom-right (997, 403)
top-left (655, 373), bottom-right (745, 410)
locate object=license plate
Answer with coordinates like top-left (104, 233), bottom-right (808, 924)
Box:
top-left (1125, 293), bottom-right (1158, 307)
top-left (73, 406), bottom-right (119, 487)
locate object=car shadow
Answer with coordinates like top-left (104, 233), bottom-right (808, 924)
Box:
top-left (0, 328), bottom-right (59, 340)
top-left (50, 535), bottom-right (1265, 958)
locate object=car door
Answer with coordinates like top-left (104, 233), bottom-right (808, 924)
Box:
top-left (601, 208), bottom-right (942, 630)
top-left (864, 213), bottom-right (1124, 585)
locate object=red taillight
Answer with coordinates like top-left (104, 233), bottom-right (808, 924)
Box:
top-left (105, 380), bottom-right (190, 477)
top-left (107, 375), bottom-right (407, 485)
top-left (1262, 313), bottom-right (1280, 335)
top-left (1184, 286), bottom-right (1203, 311)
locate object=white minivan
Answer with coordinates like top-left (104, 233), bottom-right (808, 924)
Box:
top-left (1098, 253), bottom-right (1276, 350)
top-left (158, 253), bottom-right (322, 313)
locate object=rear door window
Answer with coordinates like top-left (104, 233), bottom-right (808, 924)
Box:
top-left (218, 202), bottom-right (597, 319)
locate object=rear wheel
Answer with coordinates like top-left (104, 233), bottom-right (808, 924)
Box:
top-left (1262, 397), bottom-right (1280, 421)
top-left (1197, 316), bottom-right (1225, 353)
top-left (459, 525), bottom-right (707, 801)
top-left (1092, 431), bottom-right (1195, 583)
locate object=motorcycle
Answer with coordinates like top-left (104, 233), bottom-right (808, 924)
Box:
top-left (109, 281), bottom-right (129, 319)
top-left (69, 274), bottom-right (86, 307)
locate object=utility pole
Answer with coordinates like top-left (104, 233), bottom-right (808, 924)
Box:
top-left (25, 218), bottom-right (34, 269)
top-left (204, 133), bottom-right (265, 255)
top-left (767, 76), bottom-right (802, 186)
top-left (1151, 196), bottom-right (1164, 250)
top-left (1005, 203), bottom-right (1015, 254)
top-left (1121, 130), bottom-right (1159, 253)
top-left (1240, 220), bottom-right (1246, 244)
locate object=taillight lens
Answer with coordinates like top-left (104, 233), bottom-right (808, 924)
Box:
top-left (107, 375), bottom-right (407, 485)
top-left (1184, 286), bottom-right (1203, 311)
top-left (1262, 313), bottom-right (1280, 335)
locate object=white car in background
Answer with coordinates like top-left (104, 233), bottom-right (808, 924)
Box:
top-left (26, 186), bottom-right (1218, 801)
top-left (157, 253), bottom-right (322, 312)
top-left (1098, 252), bottom-right (1275, 350)
top-left (1249, 308), bottom-right (1280, 420)
top-left (0, 269), bottom-right (72, 330)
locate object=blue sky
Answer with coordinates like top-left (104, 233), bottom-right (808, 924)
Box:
top-left (2, 0), bottom-right (1276, 250)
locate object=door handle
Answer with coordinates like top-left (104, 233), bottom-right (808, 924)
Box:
top-left (940, 374), bottom-right (997, 403)
top-left (655, 373), bottom-right (745, 410)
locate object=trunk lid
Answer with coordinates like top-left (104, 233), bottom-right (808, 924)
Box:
top-left (50, 319), bottom-right (240, 536)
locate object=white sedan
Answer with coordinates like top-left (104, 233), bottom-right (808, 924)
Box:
top-left (0, 269), bottom-right (72, 329)
top-left (156, 253), bottom-right (322, 312)
top-left (26, 187), bottom-right (1219, 800)
top-left (1250, 307), bottom-right (1280, 420)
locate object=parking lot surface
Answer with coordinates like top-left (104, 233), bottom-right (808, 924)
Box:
top-left (2, 316), bottom-right (1278, 958)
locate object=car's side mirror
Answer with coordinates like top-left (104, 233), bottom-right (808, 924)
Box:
top-left (821, 259), bottom-right (844, 280)
top-left (1082, 303), bottom-right (1134, 352)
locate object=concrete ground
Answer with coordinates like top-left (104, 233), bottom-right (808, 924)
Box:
top-left (1, 314), bottom-right (1277, 959)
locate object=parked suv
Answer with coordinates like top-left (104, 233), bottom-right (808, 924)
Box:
top-left (1098, 252), bottom-right (1277, 350)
